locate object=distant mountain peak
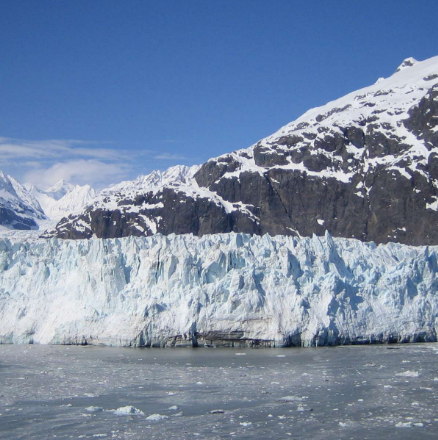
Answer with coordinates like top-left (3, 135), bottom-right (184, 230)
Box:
top-left (43, 179), bottom-right (75, 201)
top-left (25, 180), bottom-right (97, 222)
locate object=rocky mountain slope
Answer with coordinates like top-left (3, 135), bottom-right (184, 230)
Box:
top-left (0, 233), bottom-right (436, 347)
top-left (0, 171), bottom-right (46, 231)
top-left (26, 180), bottom-right (97, 221)
top-left (48, 56), bottom-right (438, 245)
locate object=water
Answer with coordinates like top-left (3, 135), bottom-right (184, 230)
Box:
top-left (0, 344), bottom-right (437, 439)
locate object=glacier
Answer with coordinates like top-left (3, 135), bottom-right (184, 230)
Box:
top-left (0, 233), bottom-right (437, 348)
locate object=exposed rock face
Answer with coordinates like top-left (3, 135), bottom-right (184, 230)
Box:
top-left (48, 56), bottom-right (438, 245)
top-left (1, 233), bottom-right (437, 347)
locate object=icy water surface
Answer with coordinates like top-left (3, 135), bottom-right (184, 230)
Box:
top-left (0, 344), bottom-right (438, 439)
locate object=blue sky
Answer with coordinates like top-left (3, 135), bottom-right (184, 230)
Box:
top-left (0, 1), bottom-right (437, 189)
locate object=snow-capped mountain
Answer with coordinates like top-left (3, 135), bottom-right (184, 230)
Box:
top-left (48, 55), bottom-right (438, 245)
top-left (0, 171), bottom-right (46, 230)
top-left (43, 179), bottom-right (75, 201)
top-left (26, 180), bottom-right (97, 221)
top-left (0, 233), bottom-right (436, 347)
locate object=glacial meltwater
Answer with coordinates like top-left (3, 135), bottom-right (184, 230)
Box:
top-left (0, 344), bottom-right (437, 439)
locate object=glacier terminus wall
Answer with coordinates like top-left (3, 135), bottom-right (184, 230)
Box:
top-left (0, 233), bottom-right (437, 347)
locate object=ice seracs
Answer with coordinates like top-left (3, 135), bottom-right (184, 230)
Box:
top-left (0, 232), bottom-right (437, 348)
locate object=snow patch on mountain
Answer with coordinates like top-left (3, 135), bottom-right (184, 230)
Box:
top-left (0, 233), bottom-right (436, 347)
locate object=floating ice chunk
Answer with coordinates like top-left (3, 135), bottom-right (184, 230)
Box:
top-left (146, 414), bottom-right (169, 421)
top-left (278, 396), bottom-right (303, 402)
top-left (114, 406), bottom-right (144, 416)
top-left (240, 422), bottom-right (252, 427)
top-left (85, 406), bottom-right (104, 413)
top-left (168, 405), bottom-right (179, 410)
top-left (235, 353), bottom-right (246, 356)
top-left (396, 371), bottom-right (419, 377)
top-left (396, 422), bottom-right (412, 428)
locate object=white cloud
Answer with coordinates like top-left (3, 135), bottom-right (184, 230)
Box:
top-left (0, 138), bottom-right (120, 161)
top-left (25, 160), bottom-right (130, 189)
top-left (0, 136), bottom-right (194, 189)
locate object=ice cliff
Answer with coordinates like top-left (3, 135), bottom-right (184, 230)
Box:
top-left (0, 233), bottom-right (437, 347)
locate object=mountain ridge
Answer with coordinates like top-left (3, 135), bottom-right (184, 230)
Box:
top-left (45, 55), bottom-right (438, 245)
